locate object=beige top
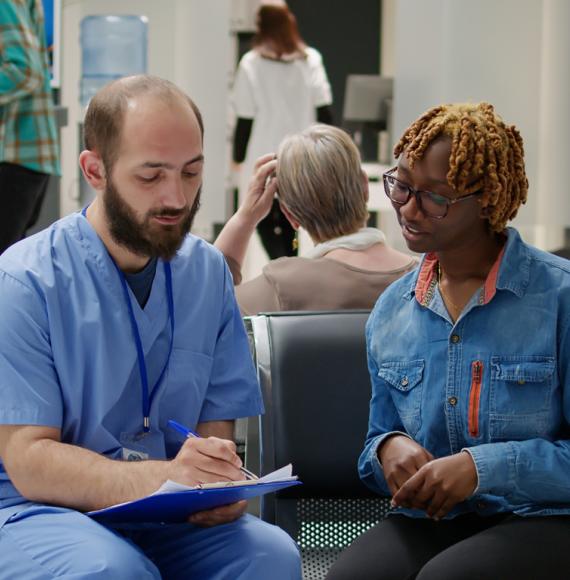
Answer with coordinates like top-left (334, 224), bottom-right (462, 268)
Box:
top-left (234, 255), bottom-right (418, 316)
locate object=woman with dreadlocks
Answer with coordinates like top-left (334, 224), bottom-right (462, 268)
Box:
top-left (327, 102), bottom-right (570, 580)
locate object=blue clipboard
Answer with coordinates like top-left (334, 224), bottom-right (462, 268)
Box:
top-left (88, 479), bottom-right (302, 524)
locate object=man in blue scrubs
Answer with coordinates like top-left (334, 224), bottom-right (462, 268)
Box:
top-left (0, 75), bottom-right (301, 579)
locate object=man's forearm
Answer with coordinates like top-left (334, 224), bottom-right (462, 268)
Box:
top-left (1, 421), bottom-right (237, 513)
top-left (8, 434), bottom-right (169, 512)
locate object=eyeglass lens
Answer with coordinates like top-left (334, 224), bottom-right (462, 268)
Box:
top-left (385, 176), bottom-right (449, 218)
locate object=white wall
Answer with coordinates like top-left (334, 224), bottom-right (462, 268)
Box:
top-left (60, 0), bottom-right (233, 240)
top-left (172, 0), bottom-right (233, 239)
top-left (536, 0), bottom-right (570, 249)
top-left (380, 0), bottom-right (395, 76)
top-left (392, 0), bottom-right (543, 241)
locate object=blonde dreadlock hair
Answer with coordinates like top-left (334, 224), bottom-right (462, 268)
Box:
top-left (394, 102), bottom-right (528, 232)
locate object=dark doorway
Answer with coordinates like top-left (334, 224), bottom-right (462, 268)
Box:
top-left (288, 0), bottom-right (381, 160)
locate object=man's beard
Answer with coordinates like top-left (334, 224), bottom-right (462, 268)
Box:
top-left (103, 177), bottom-right (201, 261)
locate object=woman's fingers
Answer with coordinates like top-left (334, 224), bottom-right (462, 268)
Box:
top-left (253, 152), bottom-right (276, 171)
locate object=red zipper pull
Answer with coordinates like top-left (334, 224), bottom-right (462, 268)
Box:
top-left (469, 360), bottom-right (483, 437)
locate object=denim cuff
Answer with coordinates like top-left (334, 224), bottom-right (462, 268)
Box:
top-left (361, 432), bottom-right (412, 496)
top-left (374, 431), bottom-right (412, 467)
top-left (462, 442), bottom-right (515, 495)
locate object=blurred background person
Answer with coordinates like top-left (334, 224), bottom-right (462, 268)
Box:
top-left (216, 124), bottom-right (416, 315)
top-left (0, 0), bottom-right (60, 253)
top-left (231, 0), bottom-right (333, 278)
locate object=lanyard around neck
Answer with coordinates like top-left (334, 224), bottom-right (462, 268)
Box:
top-left (81, 206), bottom-right (175, 432)
top-left (115, 260), bottom-right (174, 433)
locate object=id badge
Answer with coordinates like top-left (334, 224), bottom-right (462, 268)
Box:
top-left (120, 429), bottom-right (166, 461)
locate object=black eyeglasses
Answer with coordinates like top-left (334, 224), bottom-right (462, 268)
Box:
top-left (382, 167), bottom-right (482, 219)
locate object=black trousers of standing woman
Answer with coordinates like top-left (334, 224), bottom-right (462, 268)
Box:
top-left (233, 105), bottom-right (334, 261)
top-left (256, 198), bottom-right (297, 259)
top-left (325, 513), bottom-right (570, 580)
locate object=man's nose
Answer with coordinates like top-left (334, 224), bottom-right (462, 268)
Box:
top-left (162, 177), bottom-right (187, 209)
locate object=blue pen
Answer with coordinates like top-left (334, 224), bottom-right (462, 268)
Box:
top-left (167, 419), bottom-right (259, 480)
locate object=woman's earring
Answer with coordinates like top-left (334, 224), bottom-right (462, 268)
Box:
top-left (292, 230), bottom-right (299, 252)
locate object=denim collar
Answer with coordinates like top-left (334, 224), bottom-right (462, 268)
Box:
top-left (404, 227), bottom-right (530, 304)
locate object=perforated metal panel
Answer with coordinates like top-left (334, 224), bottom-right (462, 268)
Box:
top-left (296, 497), bottom-right (391, 580)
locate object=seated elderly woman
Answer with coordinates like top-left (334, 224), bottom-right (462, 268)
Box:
top-left (215, 124), bottom-right (416, 314)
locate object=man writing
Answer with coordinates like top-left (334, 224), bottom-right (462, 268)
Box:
top-left (0, 75), bottom-right (300, 578)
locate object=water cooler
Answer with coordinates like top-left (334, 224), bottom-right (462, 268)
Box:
top-left (79, 15), bottom-right (148, 204)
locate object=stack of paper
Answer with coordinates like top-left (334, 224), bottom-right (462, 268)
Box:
top-left (88, 464), bottom-right (300, 524)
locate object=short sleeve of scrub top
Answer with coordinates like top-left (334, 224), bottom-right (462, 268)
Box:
top-left (197, 261), bottom-right (264, 422)
top-left (0, 270), bottom-right (62, 427)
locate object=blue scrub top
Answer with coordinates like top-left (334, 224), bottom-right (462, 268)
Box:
top-left (0, 212), bottom-right (263, 517)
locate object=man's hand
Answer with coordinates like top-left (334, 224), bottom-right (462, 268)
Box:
top-left (391, 452), bottom-right (477, 519)
top-left (379, 435), bottom-right (434, 496)
top-left (169, 436), bottom-right (244, 486)
top-left (188, 499), bottom-right (248, 527)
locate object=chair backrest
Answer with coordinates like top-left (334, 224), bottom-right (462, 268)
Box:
top-left (246, 311), bottom-right (390, 578)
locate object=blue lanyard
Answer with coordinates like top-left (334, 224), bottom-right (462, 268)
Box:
top-left (81, 206), bottom-right (175, 432)
top-left (115, 260), bottom-right (174, 433)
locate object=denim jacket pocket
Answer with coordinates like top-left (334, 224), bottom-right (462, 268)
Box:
top-left (378, 359), bottom-right (424, 438)
top-left (489, 355), bottom-right (555, 440)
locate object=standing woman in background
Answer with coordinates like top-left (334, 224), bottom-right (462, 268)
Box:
top-left (231, 0), bottom-right (333, 276)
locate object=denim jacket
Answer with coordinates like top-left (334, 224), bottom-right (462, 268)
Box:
top-left (360, 228), bottom-right (570, 519)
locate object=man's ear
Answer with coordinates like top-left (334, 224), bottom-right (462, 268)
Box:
top-left (79, 150), bottom-right (107, 192)
top-left (279, 201), bottom-right (300, 230)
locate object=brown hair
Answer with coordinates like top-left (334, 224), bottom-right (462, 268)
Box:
top-left (253, 4), bottom-right (306, 58)
top-left (83, 74), bottom-right (203, 173)
top-left (277, 124), bottom-right (368, 243)
top-left (394, 102), bottom-right (528, 232)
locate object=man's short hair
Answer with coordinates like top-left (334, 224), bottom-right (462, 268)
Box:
top-left (276, 124), bottom-right (368, 243)
top-left (83, 75), bottom-right (204, 173)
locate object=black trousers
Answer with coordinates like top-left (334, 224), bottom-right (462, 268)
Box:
top-left (326, 513), bottom-right (570, 580)
top-left (0, 162), bottom-right (51, 254)
top-left (256, 198), bottom-right (297, 260)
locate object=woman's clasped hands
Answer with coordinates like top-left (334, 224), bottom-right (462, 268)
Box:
top-left (379, 435), bottom-right (478, 520)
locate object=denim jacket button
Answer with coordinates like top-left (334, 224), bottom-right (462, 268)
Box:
top-left (451, 334), bottom-right (461, 343)
top-left (448, 396), bottom-right (458, 406)
top-left (401, 377), bottom-right (409, 386)
top-left (518, 379), bottom-right (525, 385)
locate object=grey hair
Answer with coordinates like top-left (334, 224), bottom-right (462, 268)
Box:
top-left (276, 124), bottom-right (368, 243)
